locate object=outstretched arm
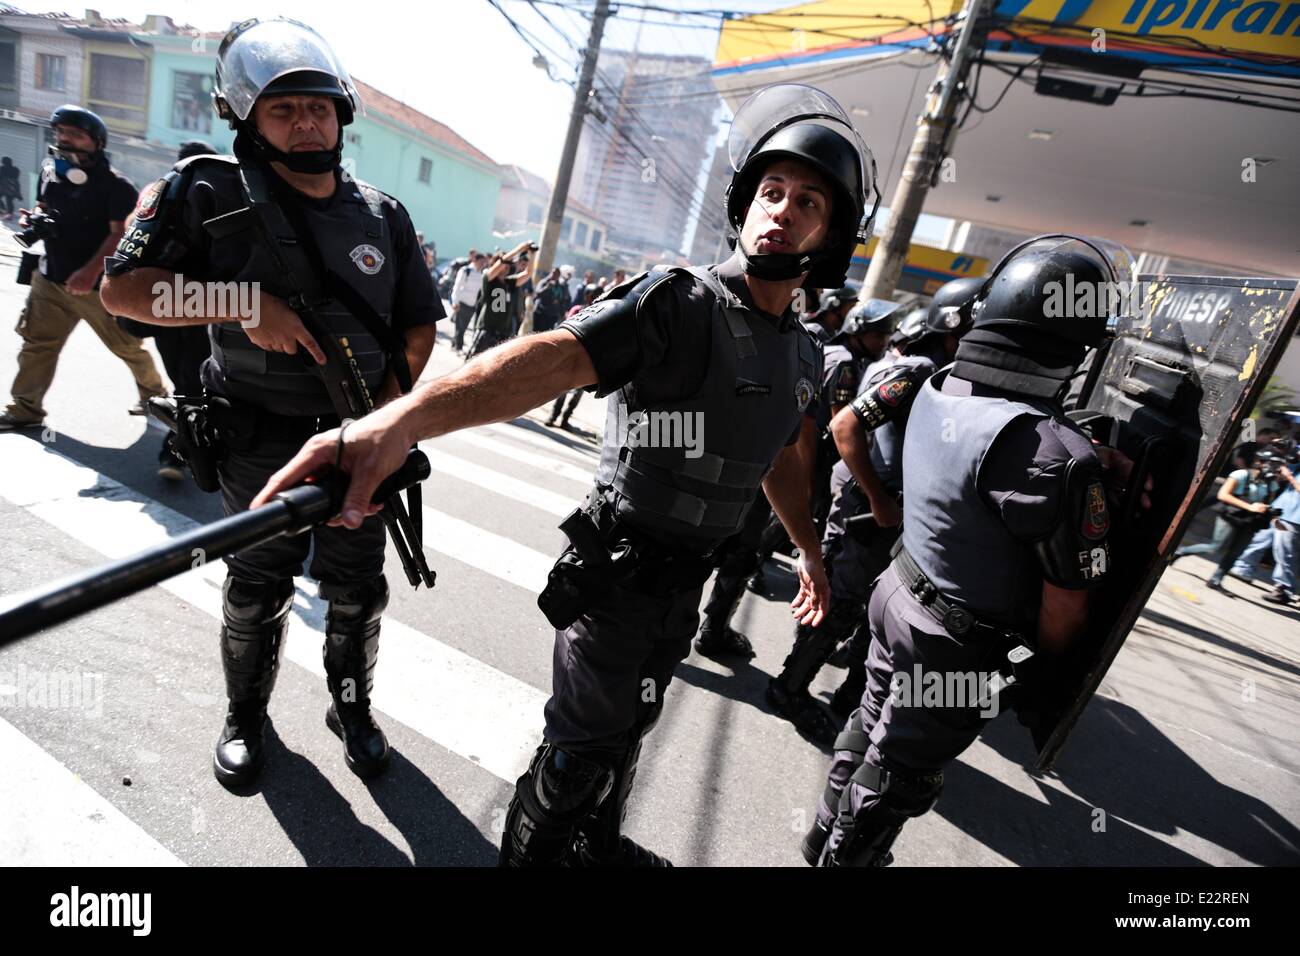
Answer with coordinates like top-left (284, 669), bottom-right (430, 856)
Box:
top-left (251, 328), bottom-right (597, 525)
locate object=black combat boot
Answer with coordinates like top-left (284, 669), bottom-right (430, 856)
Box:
top-left (694, 565), bottom-right (756, 660)
top-left (213, 577), bottom-right (294, 788)
top-left (573, 706), bottom-right (672, 867)
top-left (828, 666), bottom-right (867, 720)
top-left (499, 744), bottom-right (613, 867)
top-left (322, 577), bottom-right (391, 779)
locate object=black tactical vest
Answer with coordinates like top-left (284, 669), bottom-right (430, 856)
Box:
top-left (597, 266), bottom-right (821, 551)
top-left (901, 369), bottom-right (1055, 624)
top-left (200, 158), bottom-right (399, 417)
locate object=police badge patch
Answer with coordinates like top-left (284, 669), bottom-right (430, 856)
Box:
top-left (1082, 480), bottom-right (1110, 540)
top-left (349, 244), bottom-right (385, 275)
top-left (878, 379), bottom-right (910, 406)
top-left (794, 377), bottom-right (815, 413)
top-left (133, 179), bottom-right (166, 222)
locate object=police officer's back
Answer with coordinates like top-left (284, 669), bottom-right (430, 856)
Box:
top-left (805, 235), bottom-right (1128, 867)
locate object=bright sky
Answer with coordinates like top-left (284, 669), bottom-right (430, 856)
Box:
top-left (40, 0), bottom-right (765, 180)
top-left (32, 0), bottom-right (952, 245)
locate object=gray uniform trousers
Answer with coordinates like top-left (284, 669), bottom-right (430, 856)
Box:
top-left (816, 562), bottom-right (1001, 857)
top-left (543, 577), bottom-right (704, 756)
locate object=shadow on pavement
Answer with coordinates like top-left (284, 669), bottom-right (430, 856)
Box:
top-left (1138, 607), bottom-right (1300, 678)
top-left (938, 695), bottom-right (1300, 865)
top-left (230, 721), bottom-right (499, 866)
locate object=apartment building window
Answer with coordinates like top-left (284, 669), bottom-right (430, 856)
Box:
top-left (88, 53), bottom-right (146, 124)
top-left (560, 216), bottom-right (572, 241)
top-left (171, 71), bottom-right (212, 134)
top-left (590, 229), bottom-right (602, 252)
top-left (526, 202), bottom-right (543, 225)
top-left (418, 157), bottom-right (433, 183)
top-left (574, 222), bottom-right (588, 246)
top-left (35, 53), bottom-right (66, 92)
top-left (0, 42), bottom-right (16, 91)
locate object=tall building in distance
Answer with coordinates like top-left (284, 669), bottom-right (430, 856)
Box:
top-left (571, 48), bottom-right (719, 268)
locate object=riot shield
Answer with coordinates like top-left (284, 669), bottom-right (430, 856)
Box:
top-left (1035, 273), bottom-right (1300, 771)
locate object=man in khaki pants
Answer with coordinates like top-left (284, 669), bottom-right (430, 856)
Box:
top-left (0, 105), bottom-right (164, 432)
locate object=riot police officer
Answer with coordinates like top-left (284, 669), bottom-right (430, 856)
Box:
top-left (764, 298), bottom-right (898, 741)
top-left (99, 18), bottom-right (440, 787)
top-left (802, 285), bottom-right (858, 342)
top-left (252, 83), bottom-right (880, 865)
top-left (696, 296), bottom-right (895, 662)
top-left (802, 235), bottom-right (1131, 866)
top-left (819, 276), bottom-right (983, 719)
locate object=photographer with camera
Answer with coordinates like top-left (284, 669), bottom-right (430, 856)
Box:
top-left (0, 105), bottom-right (165, 433)
top-left (464, 240), bottom-right (534, 360)
top-left (1175, 447), bottom-right (1286, 591)
top-left (1229, 442), bottom-right (1300, 604)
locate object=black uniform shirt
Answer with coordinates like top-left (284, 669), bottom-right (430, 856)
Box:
top-left (104, 161), bottom-right (442, 334)
top-left (40, 158), bottom-right (138, 284)
top-left (563, 253), bottom-right (808, 446)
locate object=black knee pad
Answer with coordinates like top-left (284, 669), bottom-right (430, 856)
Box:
top-left (829, 763), bottom-right (944, 867)
top-left (530, 744), bottom-right (614, 819)
top-left (222, 577), bottom-right (294, 631)
top-left (501, 744), bottom-right (615, 865)
top-left (882, 767), bottom-right (944, 818)
top-left (324, 575), bottom-right (389, 629)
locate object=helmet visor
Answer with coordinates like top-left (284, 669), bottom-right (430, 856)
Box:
top-left (217, 19), bottom-right (360, 122)
top-left (727, 84), bottom-right (876, 225)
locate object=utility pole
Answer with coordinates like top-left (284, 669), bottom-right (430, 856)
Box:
top-left (861, 0), bottom-right (989, 299)
top-left (536, 0), bottom-right (611, 276)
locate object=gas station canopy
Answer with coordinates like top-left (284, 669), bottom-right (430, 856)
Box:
top-left (712, 0), bottom-right (1300, 276)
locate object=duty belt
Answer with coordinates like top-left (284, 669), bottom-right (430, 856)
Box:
top-left (892, 543), bottom-right (1025, 646)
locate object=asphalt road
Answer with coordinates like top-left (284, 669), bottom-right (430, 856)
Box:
top-left (0, 230), bottom-right (1296, 867)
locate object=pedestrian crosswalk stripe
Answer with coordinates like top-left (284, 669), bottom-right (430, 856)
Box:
top-left (0, 713), bottom-right (184, 866)
top-left (0, 434), bottom-right (551, 788)
top-left (421, 446), bottom-right (575, 517)
top-left (441, 426), bottom-right (595, 486)
top-left (485, 419), bottom-right (597, 459)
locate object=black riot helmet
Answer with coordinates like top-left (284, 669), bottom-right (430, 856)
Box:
top-left (177, 139), bottom-right (217, 160)
top-left (725, 84), bottom-right (880, 288)
top-left (890, 303), bottom-right (929, 351)
top-left (918, 276), bottom-right (983, 341)
top-left (840, 297), bottom-right (902, 337)
top-left (820, 285), bottom-right (859, 313)
top-left (50, 105), bottom-right (108, 151)
top-left (953, 234), bottom-right (1137, 399)
top-left (213, 18), bottom-right (361, 174)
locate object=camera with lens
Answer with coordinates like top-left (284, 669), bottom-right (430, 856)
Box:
top-left (15, 208), bottom-right (60, 249)
top-left (1254, 446), bottom-right (1291, 480)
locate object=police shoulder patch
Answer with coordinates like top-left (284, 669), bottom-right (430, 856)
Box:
top-left (878, 378), bottom-right (910, 406)
top-left (795, 377), bottom-right (816, 413)
top-left (1082, 480), bottom-right (1110, 540)
top-left (350, 244), bottom-right (385, 276)
top-left (133, 178), bottom-right (166, 222)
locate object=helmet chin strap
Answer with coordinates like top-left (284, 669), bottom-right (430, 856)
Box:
top-left (235, 126), bottom-right (341, 174)
top-left (734, 239), bottom-right (822, 282)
